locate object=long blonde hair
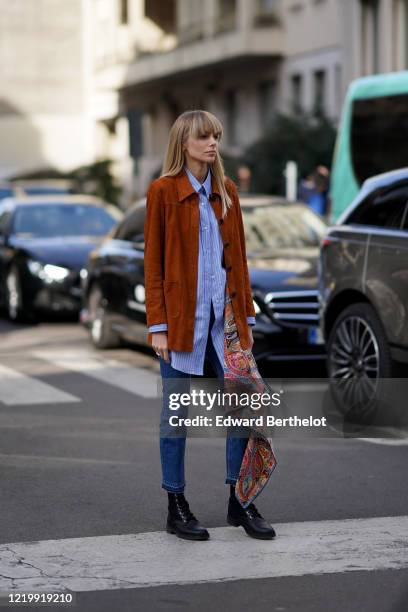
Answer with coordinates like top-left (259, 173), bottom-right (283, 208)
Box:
top-left (161, 110), bottom-right (233, 218)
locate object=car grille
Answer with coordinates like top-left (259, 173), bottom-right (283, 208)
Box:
top-left (265, 289), bottom-right (320, 327)
top-left (68, 270), bottom-right (83, 297)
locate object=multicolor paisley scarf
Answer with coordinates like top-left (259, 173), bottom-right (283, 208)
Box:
top-left (222, 286), bottom-right (278, 508)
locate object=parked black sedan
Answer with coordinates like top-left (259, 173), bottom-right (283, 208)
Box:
top-left (81, 195), bottom-right (327, 361)
top-left (0, 195), bottom-right (122, 320)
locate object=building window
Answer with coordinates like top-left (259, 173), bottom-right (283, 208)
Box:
top-left (313, 70), bottom-right (326, 117)
top-left (119, 0), bottom-right (128, 24)
top-left (145, 0), bottom-right (176, 33)
top-left (361, 0), bottom-right (379, 74)
top-left (127, 109), bottom-right (143, 158)
top-left (392, 0), bottom-right (408, 69)
top-left (226, 90), bottom-right (239, 146)
top-left (178, 0), bottom-right (204, 44)
top-left (258, 80), bottom-right (277, 126)
top-left (254, 0), bottom-right (281, 25)
top-left (291, 74), bottom-right (303, 114)
top-left (217, 0), bottom-right (236, 33)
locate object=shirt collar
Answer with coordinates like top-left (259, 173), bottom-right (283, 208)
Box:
top-left (184, 166), bottom-right (212, 197)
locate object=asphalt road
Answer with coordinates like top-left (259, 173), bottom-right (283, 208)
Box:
top-left (0, 317), bottom-right (407, 612)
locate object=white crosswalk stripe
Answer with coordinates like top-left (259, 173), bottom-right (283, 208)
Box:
top-left (33, 349), bottom-right (160, 398)
top-left (0, 348), bottom-right (160, 405)
top-left (0, 363), bottom-right (80, 406)
top-left (0, 515), bottom-right (407, 593)
top-left (358, 437), bottom-right (408, 446)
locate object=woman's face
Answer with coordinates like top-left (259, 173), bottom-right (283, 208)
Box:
top-left (183, 132), bottom-right (219, 165)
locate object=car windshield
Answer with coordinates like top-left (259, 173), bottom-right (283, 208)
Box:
top-left (12, 204), bottom-right (119, 238)
top-left (242, 203), bottom-right (327, 252)
top-left (0, 187), bottom-right (13, 200)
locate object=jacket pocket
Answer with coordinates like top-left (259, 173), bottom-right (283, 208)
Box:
top-left (163, 280), bottom-right (180, 318)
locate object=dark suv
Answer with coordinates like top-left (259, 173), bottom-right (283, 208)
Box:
top-left (320, 168), bottom-right (408, 388)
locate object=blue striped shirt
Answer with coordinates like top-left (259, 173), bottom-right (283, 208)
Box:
top-left (149, 167), bottom-right (255, 375)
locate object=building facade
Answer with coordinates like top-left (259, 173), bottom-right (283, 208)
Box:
top-left (0, 0), bottom-right (95, 180)
top-left (91, 0), bottom-right (285, 198)
top-left (2, 0), bottom-right (408, 199)
top-left (92, 0), bottom-right (408, 199)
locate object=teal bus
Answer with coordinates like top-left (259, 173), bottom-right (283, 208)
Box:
top-left (330, 71), bottom-right (408, 222)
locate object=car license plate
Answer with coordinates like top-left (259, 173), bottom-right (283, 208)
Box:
top-left (308, 327), bottom-right (323, 345)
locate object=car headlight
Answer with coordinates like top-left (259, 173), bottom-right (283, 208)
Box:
top-left (27, 260), bottom-right (70, 283)
top-left (253, 299), bottom-right (261, 314)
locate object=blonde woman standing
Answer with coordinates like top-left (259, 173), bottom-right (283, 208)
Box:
top-left (144, 110), bottom-right (277, 541)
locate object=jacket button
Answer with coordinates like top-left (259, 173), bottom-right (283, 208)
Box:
top-left (209, 194), bottom-right (217, 202)
top-left (231, 291), bottom-right (236, 298)
top-left (226, 265), bottom-right (232, 272)
top-left (224, 242), bottom-right (230, 248)
top-left (219, 218), bottom-right (224, 224)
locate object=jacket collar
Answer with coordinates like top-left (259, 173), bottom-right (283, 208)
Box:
top-left (184, 166), bottom-right (212, 197)
top-left (175, 167), bottom-right (221, 202)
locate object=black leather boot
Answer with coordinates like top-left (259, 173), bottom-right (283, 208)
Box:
top-left (166, 493), bottom-right (209, 541)
top-left (227, 485), bottom-right (276, 540)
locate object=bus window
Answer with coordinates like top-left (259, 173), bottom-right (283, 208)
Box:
top-left (330, 71), bottom-right (408, 223)
top-left (351, 94), bottom-right (408, 185)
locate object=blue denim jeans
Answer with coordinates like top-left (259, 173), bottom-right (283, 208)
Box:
top-left (159, 302), bottom-right (249, 493)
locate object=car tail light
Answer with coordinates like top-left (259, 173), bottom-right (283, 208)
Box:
top-left (321, 236), bottom-right (334, 247)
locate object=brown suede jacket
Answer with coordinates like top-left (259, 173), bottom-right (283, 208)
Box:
top-left (144, 168), bottom-right (256, 352)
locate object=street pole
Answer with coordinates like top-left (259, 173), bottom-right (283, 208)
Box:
top-left (285, 160), bottom-right (298, 202)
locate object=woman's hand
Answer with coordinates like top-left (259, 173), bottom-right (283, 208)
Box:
top-left (248, 326), bottom-right (254, 350)
top-left (152, 332), bottom-right (170, 363)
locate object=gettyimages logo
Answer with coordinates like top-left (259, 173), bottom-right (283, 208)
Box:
top-left (158, 376), bottom-right (408, 439)
top-left (160, 382), bottom-right (329, 435)
top-left (168, 388), bottom-right (282, 411)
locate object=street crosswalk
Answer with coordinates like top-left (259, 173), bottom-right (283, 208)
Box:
top-left (33, 349), bottom-right (160, 398)
top-left (0, 515), bottom-right (407, 593)
top-left (0, 362), bottom-right (80, 406)
top-left (0, 348), bottom-right (407, 446)
top-left (0, 349), bottom-right (160, 405)
top-left (1, 344), bottom-right (407, 597)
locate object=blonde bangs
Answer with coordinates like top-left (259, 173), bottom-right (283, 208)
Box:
top-left (188, 111), bottom-right (223, 141)
top-left (161, 110), bottom-right (233, 218)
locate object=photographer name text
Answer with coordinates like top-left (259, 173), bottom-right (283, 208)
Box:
top-left (168, 415), bottom-right (327, 428)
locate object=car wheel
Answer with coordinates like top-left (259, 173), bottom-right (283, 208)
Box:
top-left (6, 266), bottom-right (24, 321)
top-left (327, 303), bottom-right (392, 423)
top-left (87, 285), bottom-right (121, 349)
